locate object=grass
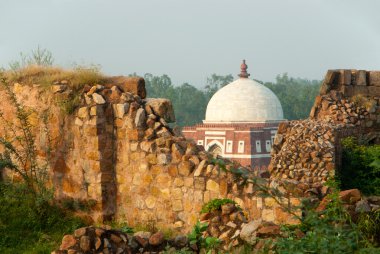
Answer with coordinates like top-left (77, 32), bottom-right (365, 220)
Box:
top-left (2, 64), bottom-right (108, 115)
top-left (0, 182), bottom-right (86, 254)
top-left (4, 64), bottom-right (107, 91)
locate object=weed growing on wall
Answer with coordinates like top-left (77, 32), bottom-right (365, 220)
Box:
top-left (201, 198), bottom-right (239, 213)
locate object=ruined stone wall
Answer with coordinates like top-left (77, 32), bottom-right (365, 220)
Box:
top-left (269, 69), bottom-right (380, 192)
top-left (0, 77), bottom-right (299, 233)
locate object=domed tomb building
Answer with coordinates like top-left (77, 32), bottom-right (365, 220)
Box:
top-left (182, 60), bottom-right (285, 169)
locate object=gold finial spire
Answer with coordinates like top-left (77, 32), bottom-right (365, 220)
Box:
top-left (238, 59), bottom-right (250, 78)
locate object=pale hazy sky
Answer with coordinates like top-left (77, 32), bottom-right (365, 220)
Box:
top-left (1, 0), bottom-right (380, 87)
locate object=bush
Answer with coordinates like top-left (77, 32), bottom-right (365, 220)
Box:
top-left (201, 198), bottom-right (238, 213)
top-left (339, 137), bottom-right (380, 195)
top-left (0, 182), bottom-right (85, 254)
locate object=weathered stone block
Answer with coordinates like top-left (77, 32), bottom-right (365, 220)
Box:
top-left (369, 71), bottom-right (380, 86)
top-left (77, 107), bottom-right (88, 119)
top-left (194, 177), bottom-right (205, 190)
top-left (206, 179), bottom-right (220, 192)
top-left (92, 93), bottom-right (106, 104)
top-left (113, 103), bottom-right (129, 118)
top-left (178, 161), bottom-right (194, 176)
top-left (339, 69), bottom-right (351, 86)
top-left (193, 160), bottom-right (207, 177)
top-left (157, 153), bottom-right (171, 165)
top-left (353, 86), bottom-right (369, 96)
top-left (172, 199), bottom-right (183, 211)
top-left (145, 196), bottom-right (156, 209)
top-left (135, 108), bottom-right (146, 128)
top-left (174, 177), bottom-right (184, 187)
top-left (117, 77), bottom-right (147, 99)
top-left (368, 86), bottom-right (380, 97)
top-left (356, 70), bottom-right (367, 86)
top-left (156, 173), bottom-right (172, 186)
top-left (145, 98), bottom-right (176, 123)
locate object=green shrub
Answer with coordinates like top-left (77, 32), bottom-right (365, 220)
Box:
top-left (0, 182), bottom-right (85, 254)
top-left (201, 198), bottom-right (239, 214)
top-left (188, 221), bottom-right (220, 253)
top-left (339, 137), bottom-right (380, 195)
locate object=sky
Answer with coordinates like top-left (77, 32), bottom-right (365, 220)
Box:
top-left (1, 0), bottom-right (380, 87)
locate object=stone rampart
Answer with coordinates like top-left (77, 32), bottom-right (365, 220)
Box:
top-left (269, 69), bottom-right (380, 191)
top-left (0, 75), bottom-right (298, 233)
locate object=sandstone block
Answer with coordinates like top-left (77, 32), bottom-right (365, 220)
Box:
top-left (194, 177), bottom-right (205, 190)
top-left (353, 86), bottom-right (369, 96)
top-left (118, 77), bottom-right (146, 99)
top-left (145, 98), bottom-right (176, 123)
top-left (75, 117), bottom-right (83, 126)
top-left (368, 86), bottom-right (380, 96)
top-left (156, 173), bottom-right (172, 186)
top-left (157, 153), bottom-right (171, 165)
top-left (339, 69), bottom-right (351, 86)
top-left (172, 199), bottom-right (183, 211)
top-left (194, 160), bottom-right (207, 177)
top-left (356, 70), bottom-right (367, 86)
top-left (135, 108), bottom-right (146, 128)
top-left (239, 219), bottom-right (262, 245)
top-left (145, 196), bottom-right (157, 209)
top-left (52, 84), bottom-right (67, 93)
top-left (339, 189), bottom-right (361, 204)
top-left (77, 107), bottom-right (88, 118)
top-left (174, 177), bottom-right (184, 187)
top-left (178, 161), bottom-right (194, 176)
top-left (172, 188), bottom-right (183, 199)
top-left (206, 179), bottom-right (220, 192)
top-left (149, 231), bottom-right (164, 246)
top-left (80, 236), bottom-right (91, 252)
top-left (92, 93), bottom-right (106, 104)
top-left (60, 235), bottom-right (77, 250)
top-left (369, 71), bottom-right (380, 86)
top-left (113, 103), bottom-right (129, 118)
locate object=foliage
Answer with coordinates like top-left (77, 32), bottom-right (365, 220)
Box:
top-left (0, 74), bottom-right (51, 196)
top-left (200, 198), bottom-right (238, 213)
top-left (9, 46), bottom-right (54, 71)
top-left (263, 73), bottom-right (321, 120)
top-left (275, 180), bottom-right (380, 253)
top-left (339, 137), bottom-right (380, 195)
top-left (188, 221), bottom-right (221, 253)
top-left (204, 73), bottom-right (233, 99)
top-left (212, 158), bottom-right (380, 253)
top-left (0, 72), bottom-right (86, 253)
top-left (0, 182), bottom-right (85, 254)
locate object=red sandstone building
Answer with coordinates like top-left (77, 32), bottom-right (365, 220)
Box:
top-left (182, 61), bottom-right (285, 169)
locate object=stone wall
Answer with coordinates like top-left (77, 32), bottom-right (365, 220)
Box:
top-left (269, 69), bottom-right (380, 192)
top-left (0, 76), bottom-right (298, 233)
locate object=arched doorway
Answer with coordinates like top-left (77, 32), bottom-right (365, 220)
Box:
top-left (208, 144), bottom-right (223, 157)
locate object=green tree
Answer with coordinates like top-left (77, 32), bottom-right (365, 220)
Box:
top-left (264, 73), bottom-right (321, 120)
top-left (204, 74), bottom-right (233, 99)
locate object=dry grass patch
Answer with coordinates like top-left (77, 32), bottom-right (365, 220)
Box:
top-left (4, 64), bottom-right (107, 90)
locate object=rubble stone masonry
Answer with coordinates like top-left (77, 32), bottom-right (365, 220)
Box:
top-left (1, 69), bottom-right (379, 233)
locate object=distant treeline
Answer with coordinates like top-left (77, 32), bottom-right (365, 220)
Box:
top-left (141, 73), bottom-right (321, 127)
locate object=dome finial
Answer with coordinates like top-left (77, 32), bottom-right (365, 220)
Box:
top-left (238, 59), bottom-right (250, 78)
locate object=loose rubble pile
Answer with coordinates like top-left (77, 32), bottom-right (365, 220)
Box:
top-left (199, 202), bottom-right (247, 250)
top-left (53, 226), bottom-right (192, 254)
top-left (269, 69), bottom-right (380, 192)
top-left (269, 119), bottom-right (339, 191)
top-left (316, 188), bottom-right (380, 218)
top-left (310, 91), bottom-right (371, 127)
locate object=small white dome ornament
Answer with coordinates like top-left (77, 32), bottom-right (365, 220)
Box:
top-left (204, 60), bottom-right (284, 123)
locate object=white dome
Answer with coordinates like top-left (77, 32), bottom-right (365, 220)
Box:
top-left (205, 78), bottom-right (284, 122)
